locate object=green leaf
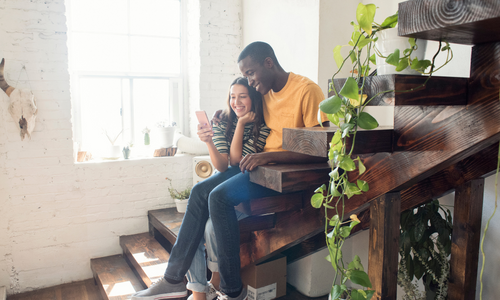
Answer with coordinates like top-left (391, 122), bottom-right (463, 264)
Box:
top-left (314, 184), bottom-right (326, 193)
top-left (320, 95), bottom-right (342, 114)
top-left (331, 130), bottom-right (342, 145)
top-left (330, 167), bottom-right (340, 180)
top-left (340, 226), bottom-right (352, 238)
top-left (331, 285), bottom-right (342, 300)
top-left (357, 157), bottom-right (366, 175)
top-left (410, 57), bottom-right (421, 70)
top-left (328, 244), bottom-right (342, 271)
top-left (350, 289), bottom-right (365, 300)
top-left (385, 48), bottom-right (400, 66)
top-left (339, 156), bottom-right (356, 171)
top-left (330, 214), bottom-right (340, 226)
top-left (365, 289), bottom-right (375, 300)
top-left (356, 3), bottom-right (376, 35)
top-left (396, 58), bottom-right (409, 72)
top-left (348, 255), bottom-right (364, 271)
top-left (333, 45), bottom-right (343, 69)
top-left (350, 51), bottom-right (357, 63)
top-left (414, 218), bottom-right (426, 242)
top-left (328, 113), bottom-right (340, 126)
top-left (346, 182), bottom-right (361, 199)
top-left (311, 193), bottom-right (324, 208)
top-left (408, 37), bottom-right (416, 48)
top-left (358, 38), bottom-right (374, 49)
top-left (357, 179), bottom-right (369, 192)
top-left (369, 53), bottom-right (376, 65)
top-left (358, 112), bottom-right (379, 130)
top-left (380, 12), bottom-right (398, 28)
top-left (339, 77), bottom-right (359, 101)
top-left (331, 186), bottom-right (341, 197)
top-left (350, 270), bottom-right (372, 288)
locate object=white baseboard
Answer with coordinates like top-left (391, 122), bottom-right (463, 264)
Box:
top-left (0, 286), bottom-right (5, 300)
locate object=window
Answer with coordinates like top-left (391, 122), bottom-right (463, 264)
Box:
top-left (67, 0), bottom-right (183, 156)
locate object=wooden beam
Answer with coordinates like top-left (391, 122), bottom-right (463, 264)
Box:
top-left (368, 192), bottom-right (401, 300)
top-left (398, 0), bottom-right (500, 45)
top-left (448, 179), bottom-right (485, 300)
top-left (249, 163), bottom-right (330, 193)
top-left (331, 75), bottom-right (467, 106)
top-left (282, 127), bottom-right (393, 158)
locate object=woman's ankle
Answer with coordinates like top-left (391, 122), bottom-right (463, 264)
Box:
top-left (192, 291), bottom-right (207, 300)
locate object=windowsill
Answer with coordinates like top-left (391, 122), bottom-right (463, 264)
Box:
top-left (75, 152), bottom-right (191, 164)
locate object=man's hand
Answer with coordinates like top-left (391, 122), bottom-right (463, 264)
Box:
top-left (239, 152), bottom-right (271, 172)
top-left (211, 110), bottom-right (223, 126)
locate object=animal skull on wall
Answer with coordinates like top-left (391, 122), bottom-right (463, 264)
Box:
top-left (0, 58), bottom-right (38, 141)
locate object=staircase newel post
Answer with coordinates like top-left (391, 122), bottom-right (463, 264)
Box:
top-left (368, 192), bottom-right (401, 300)
top-left (448, 178), bottom-right (484, 300)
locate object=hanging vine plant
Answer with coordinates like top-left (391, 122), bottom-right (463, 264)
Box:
top-left (310, 3), bottom-right (453, 300)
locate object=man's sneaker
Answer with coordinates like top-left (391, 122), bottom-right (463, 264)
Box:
top-left (187, 282), bottom-right (219, 300)
top-left (216, 288), bottom-right (247, 300)
top-left (130, 277), bottom-right (187, 300)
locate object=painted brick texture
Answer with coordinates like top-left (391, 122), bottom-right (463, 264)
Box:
top-left (0, 0), bottom-right (241, 295)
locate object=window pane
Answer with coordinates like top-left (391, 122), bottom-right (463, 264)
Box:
top-left (80, 78), bottom-right (123, 151)
top-left (72, 33), bottom-right (129, 72)
top-left (130, 0), bottom-right (180, 37)
top-left (133, 79), bottom-right (170, 146)
top-left (70, 0), bottom-right (128, 34)
top-left (130, 37), bottom-right (180, 74)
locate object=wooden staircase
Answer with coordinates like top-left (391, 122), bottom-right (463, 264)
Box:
top-left (89, 1), bottom-right (500, 300)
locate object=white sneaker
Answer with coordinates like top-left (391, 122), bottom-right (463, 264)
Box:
top-left (216, 288), bottom-right (247, 300)
top-left (187, 282), bottom-right (219, 300)
top-left (131, 277), bottom-right (187, 300)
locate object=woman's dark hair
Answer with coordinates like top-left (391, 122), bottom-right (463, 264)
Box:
top-left (220, 77), bottom-right (265, 152)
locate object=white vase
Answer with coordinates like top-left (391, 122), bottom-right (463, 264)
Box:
top-left (175, 198), bottom-right (188, 213)
top-left (156, 126), bottom-right (176, 148)
top-left (374, 27), bottom-right (427, 75)
top-left (103, 145), bottom-right (121, 159)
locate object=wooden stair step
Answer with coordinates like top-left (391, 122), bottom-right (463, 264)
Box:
top-left (120, 233), bottom-right (170, 288)
top-left (235, 192), bottom-right (303, 216)
top-left (399, 0), bottom-right (500, 45)
top-left (249, 163), bottom-right (330, 193)
top-left (90, 255), bottom-right (145, 300)
top-left (148, 208), bottom-right (280, 247)
top-left (331, 75), bottom-right (468, 106)
top-left (283, 127), bottom-right (393, 157)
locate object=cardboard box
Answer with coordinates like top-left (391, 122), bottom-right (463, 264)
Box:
top-left (241, 254), bottom-right (287, 300)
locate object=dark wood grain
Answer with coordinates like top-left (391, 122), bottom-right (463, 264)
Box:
top-left (235, 192), bottom-right (303, 216)
top-left (120, 233), bottom-right (170, 288)
top-left (148, 208), bottom-right (184, 246)
top-left (331, 75), bottom-right (467, 106)
top-left (368, 192), bottom-right (401, 300)
top-left (283, 127), bottom-right (393, 157)
top-left (90, 255), bottom-right (145, 300)
top-left (249, 163), bottom-right (330, 193)
top-left (398, 0), bottom-right (500, 45)
top-left (448, 179), bottom-right (485, 300)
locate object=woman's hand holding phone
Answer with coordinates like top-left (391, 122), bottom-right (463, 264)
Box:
top-left (196, 111), bottom-right (214, 143)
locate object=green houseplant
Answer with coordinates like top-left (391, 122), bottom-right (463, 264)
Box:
top-left (166, 177), bottom-right (191, 213)
top-left (310, 3), bottom-right (453, 300)
top-left (398, 200), bottom-right (453, 300)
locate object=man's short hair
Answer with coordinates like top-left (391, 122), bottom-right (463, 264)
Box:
top-left (238, 41), bottom-right (280, 67)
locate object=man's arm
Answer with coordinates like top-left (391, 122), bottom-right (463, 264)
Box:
top-left (239, 121), bottom-right (330, 172)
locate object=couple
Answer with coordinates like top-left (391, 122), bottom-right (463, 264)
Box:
top-left (132, 41), bottom-right (329, 300)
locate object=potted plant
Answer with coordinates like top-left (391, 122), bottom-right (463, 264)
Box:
top-left (166, 177), bottom-right (191, 213)
top-left (311, 3), bottom-right (453, 300)
top-left (156, 120), bottom-right (177, 149)
top-left (102, 128), bottom-right (123, 159)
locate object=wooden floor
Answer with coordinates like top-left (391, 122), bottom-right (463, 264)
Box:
top-left (7, 279), bottom-right (328, 300)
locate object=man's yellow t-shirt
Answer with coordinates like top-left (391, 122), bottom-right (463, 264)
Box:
top-left (263, 72), bottom-right (328, 152)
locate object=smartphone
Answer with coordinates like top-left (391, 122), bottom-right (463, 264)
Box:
top-left (195, 111), bottom-right (212, 130)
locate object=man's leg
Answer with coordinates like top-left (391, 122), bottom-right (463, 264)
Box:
top-left (208, 172), bottom-right (280, 295)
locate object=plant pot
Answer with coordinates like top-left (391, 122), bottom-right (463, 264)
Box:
top-left (175, 198), bottom-right (188, 213)
top-left (156, 126), bottom-right (176, 148)
top-left (103, 145), bottom-right (121, 160)
top-left (122, 147), bottom-right (131, 159)
top-left (375, 27), bottom-right (427, 75)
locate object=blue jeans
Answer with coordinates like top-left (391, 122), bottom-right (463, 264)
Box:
top-left (186, 211), bottom-right (247, 293)
top-left (164, 166), bottom-right (280, 293)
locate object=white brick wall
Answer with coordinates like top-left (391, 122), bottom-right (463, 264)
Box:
top-left (0, 0), bottom-right (241, 295)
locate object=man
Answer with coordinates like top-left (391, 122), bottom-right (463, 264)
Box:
top-left (131, 41), bottom-right (328, 300)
